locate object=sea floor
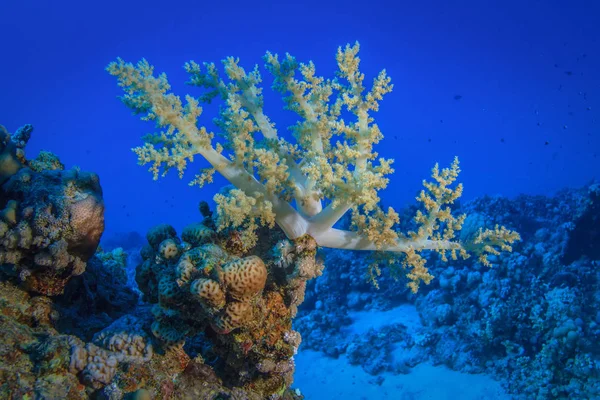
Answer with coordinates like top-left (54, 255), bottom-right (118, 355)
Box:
top-left (293, 304), bottom-right (509, 400)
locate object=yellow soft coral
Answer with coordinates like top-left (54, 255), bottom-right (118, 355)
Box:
top-left (466, 225), bottom-right (521, 267)
top-left (108, 42), bottom-right (520, 292)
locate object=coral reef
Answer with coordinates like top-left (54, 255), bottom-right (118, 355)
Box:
top-left (294, 183), bottom-right (600, 400)
top-left (0, 280), bottom-right (87, 399)
top-left (12, 40), bottom-right (592, 400)
top-left (0, 217), bottom-right (305, 399)
top-left (0, 124), bottom-right (104, 295)
top-left (54, 247), bottom-right (139, 341)
top-left (135, 211), bottom-right (318, 397)
top-left (346, 324), bottom-right (420, 375)
top-left (414, 185), bottom-right (600, 399)
top-left (0, 124), bottom-right (305, 399)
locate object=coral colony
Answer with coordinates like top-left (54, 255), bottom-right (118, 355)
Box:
top-left (107, 42), bottom-right (519, 292)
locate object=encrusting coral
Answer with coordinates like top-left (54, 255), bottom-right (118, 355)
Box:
top-left (108, 42), bottom-right (520, 292)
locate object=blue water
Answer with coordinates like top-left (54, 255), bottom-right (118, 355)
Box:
top-left (1, 1), bottom-right (599, 399)
top-left (1, 0), bottom-right (598, 238)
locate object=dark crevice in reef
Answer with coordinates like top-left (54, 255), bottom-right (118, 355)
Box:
top-left (563, 187), bottom-right (600, 264)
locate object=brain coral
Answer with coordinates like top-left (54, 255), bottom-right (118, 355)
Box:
top-left (176, 243), bottom-right (231, 287)
top-left (190, 278), bottom-right (226, 311)
top-left (182, 222), bottom-right (216, 247)
top-left (67, 191), bottom-right (105, 259)
top-left (93, 315), bottom-right (153, 362)
top-left (158, 238), bottom-right (179, 260)
top-left (214, 301), bottom-right (252, 333)
top-left (220, 256), bottom-right (267, 300)
top-left (146, 224), bottom-right (178, 250)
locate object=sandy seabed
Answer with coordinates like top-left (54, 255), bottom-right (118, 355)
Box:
top-left (293, 305), bottom-right (509, 400)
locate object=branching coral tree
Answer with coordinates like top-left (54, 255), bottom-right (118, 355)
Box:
top-left (107, 42), bottom-right (519, 292)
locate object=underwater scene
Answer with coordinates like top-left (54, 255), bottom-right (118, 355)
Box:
top-left (1, 0), bottom-right (599, 399)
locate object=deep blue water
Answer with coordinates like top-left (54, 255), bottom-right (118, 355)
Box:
top-left (1, 0), bottom-right (598, 238)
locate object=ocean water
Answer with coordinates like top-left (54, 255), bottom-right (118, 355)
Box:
top-left (0, 0), bottom-right (599, 399)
